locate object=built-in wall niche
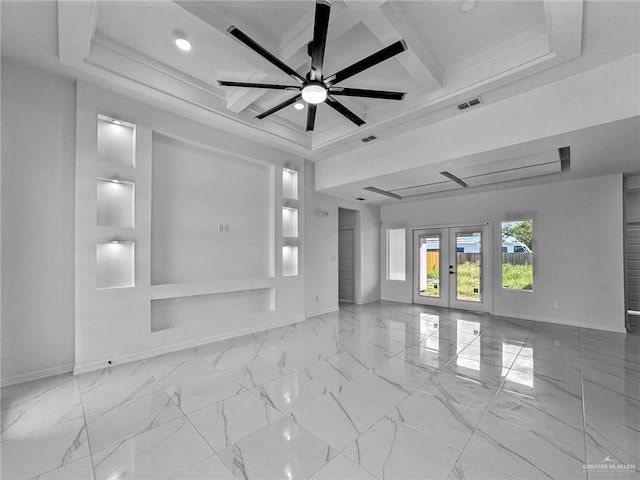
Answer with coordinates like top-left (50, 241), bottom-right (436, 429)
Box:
top-left (282, 245), bottom-right (299, 277)
top-left (97, 115), bottom-right (136, 168)
top-left (97, 178), bottom-right (135, 228)
top-left (151, 133), bottom-right (271, 284)
top-left (282, 207), bottom-right (298, 238)
top-left (151, 288), bottom-right (275, 333)
top-left (96, 241), bottom-right (135, 289)
top-left (282, 168), bottom-right (298, 200)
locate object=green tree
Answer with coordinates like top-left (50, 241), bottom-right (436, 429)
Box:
top-left (503, 220), bottom-right (533, 249)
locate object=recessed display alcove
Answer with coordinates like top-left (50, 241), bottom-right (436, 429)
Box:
top-left (96, 241), bottom-right (135, 289)
top-left (97, 178), bottom-right (135, 228)
top-left (97, 115), bottom-right (136, 168)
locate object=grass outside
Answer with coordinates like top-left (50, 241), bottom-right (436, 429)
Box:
top-left (502, 263), bottom-right (533, 290)
top-left (420, 262), bottom-right (533, 298)
top-left (420, 263), bottom-right (482, 300)
top-left (421, 267), bottom-right (440, 297)
top-left (456, 262), bottom-right (481, 301)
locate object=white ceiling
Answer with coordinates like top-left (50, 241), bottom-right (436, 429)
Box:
top-left (1, 0), bottom-right (639, 204)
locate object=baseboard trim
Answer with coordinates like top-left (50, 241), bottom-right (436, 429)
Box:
top-left (306, 306), bottom-right (339, 318)
top-left (72, 316), bottom-right (306, 376)
top-left (491, 310), bottom-right (627, 334)
top-left (1, 363), bottom-right (74, 388)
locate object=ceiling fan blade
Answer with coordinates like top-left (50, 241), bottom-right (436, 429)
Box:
top-left (329, 87), bottom-right (406, 100)
top-left (325, 95), bottom-right (365, 127)
top-left (324, 39), bottom-right (408, 87)
top-left (218, 81), bottom-right (301, 91)
top-left (256, 94), bottom-right (302, 120)
top-left (310, 0), bottom-right (331, 81)
top-left (227, 26), bottom-right (306, 83)
top-left (306, 104), bottom-right (318, 131)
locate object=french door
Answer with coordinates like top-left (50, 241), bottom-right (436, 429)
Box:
top-left (413, 225), bottom-right (492, 312)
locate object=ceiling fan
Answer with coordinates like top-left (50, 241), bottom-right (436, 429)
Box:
top-left (218, 0), bottom-right (408, 132)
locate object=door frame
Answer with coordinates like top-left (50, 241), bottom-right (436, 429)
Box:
top-left (412, 222), bottom-right (493, 313)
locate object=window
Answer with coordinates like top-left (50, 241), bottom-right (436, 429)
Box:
top-left (501, 219), bottom-right (533, 290)
top-left (387, 228), bottom-right (406, 281)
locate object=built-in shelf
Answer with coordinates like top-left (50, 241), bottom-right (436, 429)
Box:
top-left (282, 206), bottom-right (298, 238)
top-left (282, 168), bottom-right (298, 200)
top-left (282, 245), bottom-right (299, 277)
top-left (97, 115), bottom-right (136, 168)
top-left (96, 241), bottom-right (135, 289)
top-left (97, 178), bottom-right (135, 228)
top-left (150, 277), bottom-right (276, 300)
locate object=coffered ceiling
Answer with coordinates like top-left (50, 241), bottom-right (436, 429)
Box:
top-left (2, 0), bottom-right (639, 204)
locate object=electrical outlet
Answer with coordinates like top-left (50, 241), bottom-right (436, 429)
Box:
top-left (224, 224), bottom-right (230, 232)
top-left (315, 296), bottom-right (319, 302)
top-left (218, 224), bottom-right (224, 232)
top-left (554, 301), bottom-right (560, 309)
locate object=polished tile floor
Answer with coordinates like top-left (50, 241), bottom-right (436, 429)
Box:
top-left (2, 301), bottom-right (639, 479)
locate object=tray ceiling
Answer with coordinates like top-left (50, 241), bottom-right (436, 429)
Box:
top-left (51, 0), bottom-right (584, 153)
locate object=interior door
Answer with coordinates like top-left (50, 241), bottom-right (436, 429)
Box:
top-left (414, 225), bottom-right (491, 312)
top-left (338, 227), bottom-right (355, 302)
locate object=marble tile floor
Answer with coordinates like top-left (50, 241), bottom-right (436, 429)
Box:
top-left (2, 301), bottom-right (639, 480)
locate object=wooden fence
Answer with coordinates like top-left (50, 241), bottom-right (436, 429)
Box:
top-left (425, 252), bottom-right (531, 268)
top-left (502, 252), bottom-right (532, 265)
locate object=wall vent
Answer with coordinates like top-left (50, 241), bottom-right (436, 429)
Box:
top-left (361, 135), bottom-right (377, 143)
top-left (457, 97), bottom-right (483, 110)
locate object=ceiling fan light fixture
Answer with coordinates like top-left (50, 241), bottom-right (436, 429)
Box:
top-left (175, 38), bottom-right (192, 51)
top-left (301, 84), bottom-right (327, 104)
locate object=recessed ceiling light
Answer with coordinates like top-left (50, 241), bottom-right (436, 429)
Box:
top-left (294, 103), bottom-right (305, 110)
top-left (175, 38), bottom-right (192, 51)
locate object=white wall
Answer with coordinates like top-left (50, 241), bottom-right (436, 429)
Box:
top-left (381, 174), bottom-right (626, 332)
top-left (305, 160), bottom-right (381, 317)
top-left (1, 60), bottom-right (77, 384)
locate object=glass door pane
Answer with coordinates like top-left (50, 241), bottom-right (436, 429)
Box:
top-left (413, 229), bottom-right (449, 307)
top-left (455, 231), bottom-right (482, 302)
top-left (419, 233), bottom-right (441, 298)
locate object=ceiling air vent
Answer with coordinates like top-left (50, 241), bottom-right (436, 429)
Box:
top-left (457, 97), bottom-right (483, 111)
top-left (361, 135), bottom-right (377, 143)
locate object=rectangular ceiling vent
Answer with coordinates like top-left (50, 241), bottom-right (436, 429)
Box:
top-left (361, 135), bottom-right (377, 143)
top-left (457, 97), bottom-right (483, 111)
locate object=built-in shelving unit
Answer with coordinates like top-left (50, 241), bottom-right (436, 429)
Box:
top-left (75, 83), bottom-right (306, 375)
top-left (94, 115), bottom-right (137, 289)
top-left (281, 168), bottom-right (299, 276)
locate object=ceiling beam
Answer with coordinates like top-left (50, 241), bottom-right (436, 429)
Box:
top-left (342, 0), bottom-right (444, 88)
top-left (58, 0), bottom-right (99, 66)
